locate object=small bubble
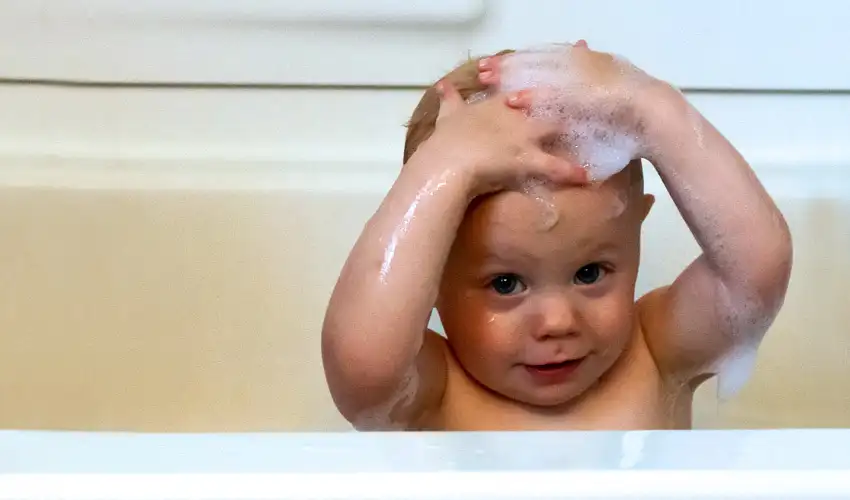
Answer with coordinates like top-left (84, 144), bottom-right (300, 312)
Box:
top-left (520, 177), bottom-right (559, 230)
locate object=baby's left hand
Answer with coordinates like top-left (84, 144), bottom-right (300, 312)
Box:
top-left (477, 41), bottom-right (679, 162)
top-left (479, 41), bottom-right (658, 104)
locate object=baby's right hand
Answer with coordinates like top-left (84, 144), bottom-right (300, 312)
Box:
top-left (417, 81), bottom-right (589, 197)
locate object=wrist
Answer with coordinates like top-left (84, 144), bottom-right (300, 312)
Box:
top-left (407, 138), bottom-right (503, 200)
top-left (634, 80), bottom-right (696, 162)
top-left (404, 140), bottom-right (482, 201)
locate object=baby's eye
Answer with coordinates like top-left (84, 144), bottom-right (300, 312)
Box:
top-left (574, 263), bottom-right (605, 285)
top-left (490, 274), bottom-right (526, 295)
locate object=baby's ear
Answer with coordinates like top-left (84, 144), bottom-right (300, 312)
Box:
top-left (641, 194), bottom-right (655, 221)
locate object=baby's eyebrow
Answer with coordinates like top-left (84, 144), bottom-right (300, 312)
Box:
top-left (570, 240), bottom-right (624, 260)
top-left (582, 240), bottom-right (620, 253)
top-left (481, 251), bottom-right (525, 263)
top-left (479, 246), bottom-right (538, 264)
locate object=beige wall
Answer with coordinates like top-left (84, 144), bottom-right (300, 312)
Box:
top-left (0, 188), bottom-right (374, 431)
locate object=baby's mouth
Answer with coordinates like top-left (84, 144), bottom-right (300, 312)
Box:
top-left (529, 359), bottom-right (582, 371)
top-left (524, 358), bottom-right (584, 383)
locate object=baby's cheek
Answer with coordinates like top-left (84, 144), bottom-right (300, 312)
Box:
top-left (477, 312), bottom-right (526, 356)
top-left (591, 294), bottom-right (635, 340)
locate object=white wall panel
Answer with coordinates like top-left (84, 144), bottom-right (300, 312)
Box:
top-left (1, 1), bottom-right (848, 88)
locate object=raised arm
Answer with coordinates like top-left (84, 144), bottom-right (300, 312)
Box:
top-left (321, 142), bottom-right (469, 429)
top-left (636, 83), bottom-right (793, 382)
top-left (321, 83), bottom-right (587, 429)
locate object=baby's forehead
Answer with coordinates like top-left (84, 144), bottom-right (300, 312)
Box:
top-left (458, 179), bottom-right (637, 255)
top-left (482, 177), bottom-right (632, 224)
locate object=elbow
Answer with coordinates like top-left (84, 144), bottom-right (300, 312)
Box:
top-left (733, 219), bottom-right (793, 321)
top-left (719, 215), bottom-right (793, 327)
top-left (321, 313), bottom-right (366, 421)
top-left (321, 335), bottom-right (385, 423)
top-left (321, 321), bottom-right (412, 423)
top-left (758, 216), bottom-right (793, 307)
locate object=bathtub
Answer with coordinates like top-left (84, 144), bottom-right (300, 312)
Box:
top-left (1, 429), bottom-right (849, 498)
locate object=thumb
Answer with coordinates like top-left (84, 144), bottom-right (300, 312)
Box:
top-left (435, 80), bottom-right (465, 120)
top-left (531, 152), bottom-right (590, 185)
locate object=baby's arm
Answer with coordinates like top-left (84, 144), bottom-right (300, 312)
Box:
top-left (636, 83), bottom-right (793, 381)
top-left (322, 141), bottom-right (467, 428)
top-left (322, 84), bottom-right (586, 428)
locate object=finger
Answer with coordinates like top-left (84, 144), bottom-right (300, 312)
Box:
top-left (528, 152), bottom-right (589, 185)
top-left (575, 39), bottom-right (589, 48)
top-left (505, 89), bottom-right (533, 109)
top-left (435, 80), bottom-right (464, 120)
top-left (520, 148), bottom-right (587, 184)
top-left (477, 56), bottom-right (502, 85)
top-left (528, 118), bottom-right (566, 142)
top-left (477, 55), bottom-right (501, 71)
top-left (478, 68), bottom-right (498, 85)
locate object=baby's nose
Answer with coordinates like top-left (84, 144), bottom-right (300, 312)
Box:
top-left (532, 294), bottom-right (579, 340)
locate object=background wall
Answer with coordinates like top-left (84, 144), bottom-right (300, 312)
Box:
top-left (0, 1), bottom-right (847, 431)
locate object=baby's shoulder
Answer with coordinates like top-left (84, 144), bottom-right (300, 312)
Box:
top-left (634, 286), bottom-right (677, 369)
top-left (634, 286), bottom-right (719, 388)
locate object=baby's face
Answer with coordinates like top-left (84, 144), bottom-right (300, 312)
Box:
top-left (438, 170), bottom-right (651, 407)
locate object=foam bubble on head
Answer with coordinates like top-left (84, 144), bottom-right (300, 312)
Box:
top-left (464, 44), bottom-right (646, 225)
top-left (494, 43), bottom-right (646, 183)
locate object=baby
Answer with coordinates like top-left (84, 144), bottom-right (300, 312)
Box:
top-left (321, 41), bottom-right (793, 430)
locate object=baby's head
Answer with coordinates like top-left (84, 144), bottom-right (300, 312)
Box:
top-left (404, 51), bottom-right (654, 408)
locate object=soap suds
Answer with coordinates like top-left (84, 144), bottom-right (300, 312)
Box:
top-left (686, 99), bottom-right (706, 150)
top-left (351, 311), bottom-right (432, 430)
top-left (711, 282), bottom-right (780, 400)
top-left (467, 44), bottom-right (651, 223)
top-left (351, 366), bottom-right (420, 430)
top-left (715, 344), bottom-right (759, 401)
top-left (495, 44), bottom-right (647, 183)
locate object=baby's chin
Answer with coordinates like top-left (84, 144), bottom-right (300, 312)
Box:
top-left (514, 382), bottom-right (595, 408)
top-left (492, 373), bottom-right (600, 409)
